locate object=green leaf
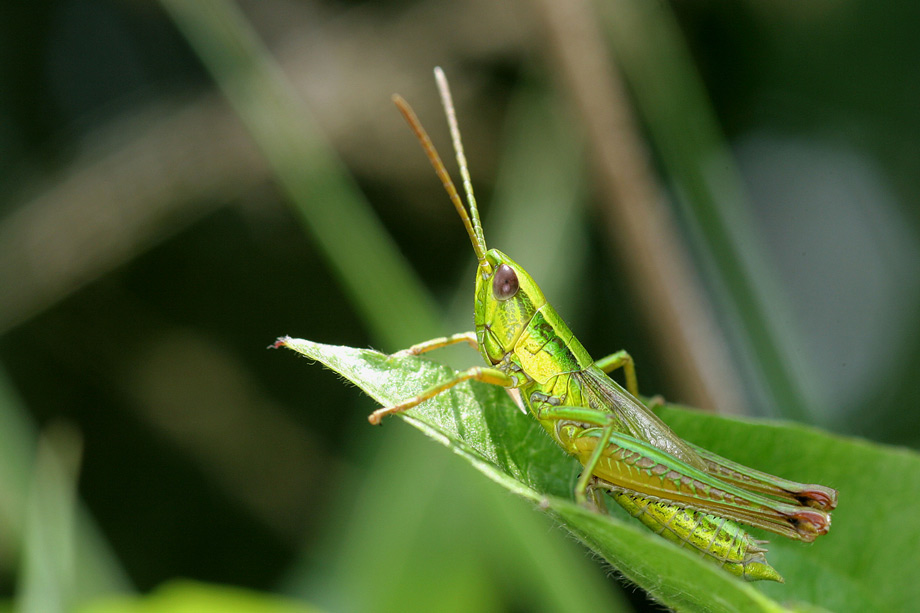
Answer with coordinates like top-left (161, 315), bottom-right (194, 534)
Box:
top-left (277, 337), bottom-right (919, 613)
top-left (78, 580), bottom-right (322, 613)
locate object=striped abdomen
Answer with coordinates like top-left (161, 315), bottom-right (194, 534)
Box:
top-left (610, 491), bottom-right (783, 582)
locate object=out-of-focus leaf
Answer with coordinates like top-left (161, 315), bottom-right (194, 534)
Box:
top-left (160, 0), bottom-right (442, 350)
top-left (78, 580), bottom-right (321, 613)
top-left (17, 427), bottom-right (82, 613)
top-left (0, 367), bottom-right (131, 609)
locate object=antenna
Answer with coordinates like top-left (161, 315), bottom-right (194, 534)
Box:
top-left (433, 67), bottom-right (486, 251)
top-left (391, 76), bottom-right (487, 261)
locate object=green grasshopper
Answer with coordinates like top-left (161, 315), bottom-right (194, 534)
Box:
top-left (367, 68), bottom-right (837, 582)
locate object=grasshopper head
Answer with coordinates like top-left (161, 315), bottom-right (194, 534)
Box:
top-left (474, 249), bottom-right (546, 365)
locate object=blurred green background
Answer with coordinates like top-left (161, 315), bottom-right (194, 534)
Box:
top-left (1, 0), bottom-right (918, 611)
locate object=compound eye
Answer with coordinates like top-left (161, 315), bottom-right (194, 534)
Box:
top-left (492, 264), bottom-right (519, 301)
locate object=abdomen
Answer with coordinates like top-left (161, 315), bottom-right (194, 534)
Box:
top-left (610, 491), bottom-right (782, 582)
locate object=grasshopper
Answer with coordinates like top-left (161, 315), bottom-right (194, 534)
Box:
top-left (368, 68), bottom-right (836, 582)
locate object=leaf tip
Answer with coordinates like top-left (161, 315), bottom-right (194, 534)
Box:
top-left (269, 336), bottom-right (292, 350)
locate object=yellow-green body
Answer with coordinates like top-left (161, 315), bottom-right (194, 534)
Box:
top-left (473, 249), bottom-right (783, 580)
top-left (365, 69), bottom-right (837, 583)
